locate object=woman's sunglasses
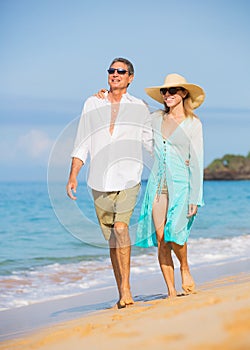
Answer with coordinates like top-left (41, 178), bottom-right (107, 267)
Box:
top-left (160, 87), bottom-right (184, 95)
top-left (107, 68), bottom-right (128, 75)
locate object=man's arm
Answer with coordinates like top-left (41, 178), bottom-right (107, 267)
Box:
top-left (67, 98), bottom-right (91, 200)
top-left (66, 157), bottom-right (84, 200)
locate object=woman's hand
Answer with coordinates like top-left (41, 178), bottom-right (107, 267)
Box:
top-left (187, 204), bottom-right (198, 218)
top-left (94, 88), bottom-right (108, 99)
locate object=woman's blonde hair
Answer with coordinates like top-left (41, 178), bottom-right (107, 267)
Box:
top-left (183, 95), bottom-right (198, 118)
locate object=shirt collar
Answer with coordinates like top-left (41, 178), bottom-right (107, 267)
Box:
top-left (104, 91), bottom-right (134, 103)
top-left (122, 92), bottom-right (133, 102)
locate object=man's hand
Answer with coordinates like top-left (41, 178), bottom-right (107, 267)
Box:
top-left (66, 158), bottom-right (83, 200)
top-left (94, 88), bottom-right (108, 99)
top-left (66, 178), bottom-right (78, 200)
top-left (187, 204), bottom-right (198, 218)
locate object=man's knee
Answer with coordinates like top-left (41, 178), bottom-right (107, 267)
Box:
top-left (114, 222), bottom-right (130, 246)
top-left (114, 222), bottom-right (128, 235)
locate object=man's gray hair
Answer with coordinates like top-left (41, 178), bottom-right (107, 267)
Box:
top-left (109, 57), bottom-right (134, 76)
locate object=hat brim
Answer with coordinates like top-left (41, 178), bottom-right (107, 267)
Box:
top-left (145, 83), bottom-right (205, 109)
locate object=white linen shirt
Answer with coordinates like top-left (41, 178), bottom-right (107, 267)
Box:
top-left (71, 92), bottom-right (153, 191)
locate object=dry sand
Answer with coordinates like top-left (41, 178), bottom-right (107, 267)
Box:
top-left (1, 272), bottom-right (250, 350)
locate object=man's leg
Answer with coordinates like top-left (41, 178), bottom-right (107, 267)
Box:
top-left (109, 229), bottom-right (122, 300)
top-left (93, 185), bottom-right (139, 308)
top-left (113, 184), bottom-right (140, 307)
top-left (92, 190), bottom-right (124, 303)
top-left (113, 222), bottom-right (133, 307)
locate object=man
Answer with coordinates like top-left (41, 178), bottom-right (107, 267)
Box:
top-left (66, 57), bottom-right (152, 308)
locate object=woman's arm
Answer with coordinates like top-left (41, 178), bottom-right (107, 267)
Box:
top-left (188, 118), bottom-right (204, 207)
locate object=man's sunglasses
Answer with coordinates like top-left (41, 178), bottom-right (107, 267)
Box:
top-left (107, 68), bottom-right (128, 75)
top-left (160, 87), bottom-right (184, 95)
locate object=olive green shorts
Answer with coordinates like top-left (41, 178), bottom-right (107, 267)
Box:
top-left (92, 183), bottom-right (140, 240)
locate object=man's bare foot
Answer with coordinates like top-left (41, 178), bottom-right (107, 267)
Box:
top-left (117, 300), bottom-right (126, 309)
top-left (168, 288), bottom-right (177, 298)
top-left (168, 285), bottom-right (177, 298)
top-left (120, 288), bottom-right (134, 306)
top-left (181, 268), bottom-right (196, 294)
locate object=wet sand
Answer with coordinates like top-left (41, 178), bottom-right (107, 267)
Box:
top-left (1, 269), bottom-right (250, 350)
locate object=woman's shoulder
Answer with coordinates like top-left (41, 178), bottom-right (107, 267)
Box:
top-left (186, 114), bottom-right (200, 121)
top-left (186, 115), bottom-right (202, 127)
top-left (184, 116), bottom-right (203, 138)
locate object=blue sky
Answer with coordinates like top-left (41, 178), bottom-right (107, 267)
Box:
top-left (1, 0), bottom-right (250, 181)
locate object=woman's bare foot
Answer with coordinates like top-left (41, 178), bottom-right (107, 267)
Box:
top-left (181, 268), bottom-right (196, 294)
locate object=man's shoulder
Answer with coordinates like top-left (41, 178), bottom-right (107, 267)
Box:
top-left (125, 93), bottom-right (148, 107)
top-left (84, 95), bottom-right (104, 106)
top-left (82, 95), bottom-right (106, 113)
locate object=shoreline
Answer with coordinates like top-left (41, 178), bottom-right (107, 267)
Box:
top-left (1, 270), bottom-right (250, 349)
top-left (1, 258), bottom-right (250, 344)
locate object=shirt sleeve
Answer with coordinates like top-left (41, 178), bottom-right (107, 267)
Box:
top-left (71, 102), bottom-right (91, 163)
top-left (142, 105), bottom-right (153, 154)
top-left (189, 118), bottom-right (204, 206)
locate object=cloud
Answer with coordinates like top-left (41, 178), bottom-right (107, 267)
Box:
top-left (17, 129), bottom-right (53, 159)
top-left (0, 127), bottom-right (58, 181)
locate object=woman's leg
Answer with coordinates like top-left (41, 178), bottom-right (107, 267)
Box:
top-left (171, 242), bottom-right (196, 294)
top-left (152, 194), bottom-right (177, 297)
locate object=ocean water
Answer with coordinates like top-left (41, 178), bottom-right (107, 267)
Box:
top-left (0, 180), bottom-right (250, 311)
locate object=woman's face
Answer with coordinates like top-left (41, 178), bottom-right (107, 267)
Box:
top-left (162, 88), bottom-right (187, 108)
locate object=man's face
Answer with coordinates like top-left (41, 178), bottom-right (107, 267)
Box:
top-left (108, 61), bottom-right (134, 90)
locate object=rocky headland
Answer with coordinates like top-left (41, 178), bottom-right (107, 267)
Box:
top-left (204, 152), bottom-right (250, 180)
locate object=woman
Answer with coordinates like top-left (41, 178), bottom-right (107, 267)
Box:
top-left (136, 73), bottom-right (205, 297)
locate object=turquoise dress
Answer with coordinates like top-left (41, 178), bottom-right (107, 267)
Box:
top-left (136, 110), bottom-right (204, 247)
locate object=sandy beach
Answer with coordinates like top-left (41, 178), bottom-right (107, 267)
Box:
top-left (1, 269), bottom-right (250, 350)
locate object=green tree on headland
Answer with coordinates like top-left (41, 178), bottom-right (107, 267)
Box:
top-left (204, 152), bottom-right (250, 180)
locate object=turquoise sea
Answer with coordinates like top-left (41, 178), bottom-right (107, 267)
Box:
top-left (0, 180), bottom-right (250, 311)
